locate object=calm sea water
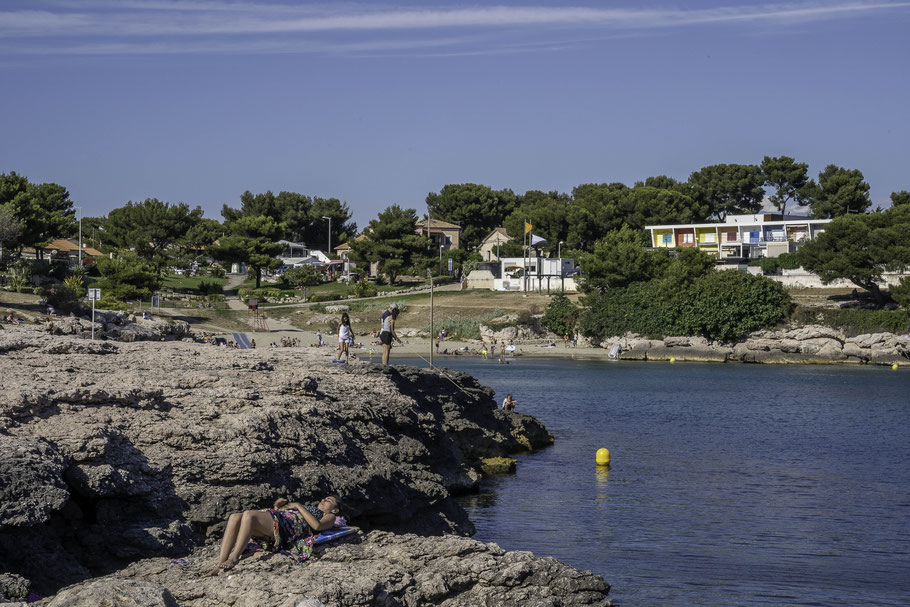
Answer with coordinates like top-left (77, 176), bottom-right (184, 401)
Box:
top-left (398, 355), bottom-right (910, 606)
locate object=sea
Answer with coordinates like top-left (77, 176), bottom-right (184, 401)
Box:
top-left (397, 355), bottom-right (910, 606)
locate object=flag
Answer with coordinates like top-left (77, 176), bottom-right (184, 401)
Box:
top-left (524, 221), bottom-right (533, 234)
top-left (530, 234), bottom-right (548, 247)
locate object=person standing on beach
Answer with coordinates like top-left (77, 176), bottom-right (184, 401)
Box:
top-left (380, 302), bottom-right (402, 365)
top-left (336, 313), bottom-right (352, 362)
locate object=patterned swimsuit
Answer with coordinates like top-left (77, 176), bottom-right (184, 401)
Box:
top-left (255, 505), bottom-right (324, 561)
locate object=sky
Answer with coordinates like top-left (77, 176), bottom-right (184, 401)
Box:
top-left (1, 0), bottom-right (909, 230)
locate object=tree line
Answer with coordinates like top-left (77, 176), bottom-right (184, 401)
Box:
top-left (0, 171), bottom-right (358, 289)
top-left (423, 157), bottom-right (908, 255)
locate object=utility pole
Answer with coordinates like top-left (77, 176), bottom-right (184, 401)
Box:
top-left (428, 269), bottom-right (434, 369)
top-left (322, 216), bottom-right (332, 257)
top-left (75, 206), bottom-right (83, 266)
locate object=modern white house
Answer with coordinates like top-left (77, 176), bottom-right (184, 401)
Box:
top-left (276, 240), bottom-right (330, 267)
top-left (496, 256), bottom-right (577, 292)
top-left (645, 214), bottom-right (832, 259)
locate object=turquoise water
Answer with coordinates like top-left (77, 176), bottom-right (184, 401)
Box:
top-left (399, 356), bottom-right (910, 606)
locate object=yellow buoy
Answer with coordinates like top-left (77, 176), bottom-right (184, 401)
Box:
top-left (893, 363), bottom-right (899, 370)
top-left (596, 448), bottom-right (611, 466)
top-left (669, 357), bottom-right (676, 363)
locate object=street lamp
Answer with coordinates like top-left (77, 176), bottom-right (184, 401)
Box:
top-left (75, 206), bottom-right (83, 267)
top-left (558, 240), bottom-right (564, 259)
top-left (439, 244), bottom-right (444, 276)
top-left (322, 216), bottom-right (332, 256)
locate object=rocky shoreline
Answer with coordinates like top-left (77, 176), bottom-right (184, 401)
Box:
top-left (601, 325), bottom-right (910, 366)
top-left (0, 328), bottom-right (611, 606)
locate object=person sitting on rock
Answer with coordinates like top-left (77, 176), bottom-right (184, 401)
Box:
top-left (205, 495), bottom-right (342, 576)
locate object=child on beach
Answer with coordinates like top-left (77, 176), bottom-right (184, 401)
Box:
top-left (336, 313), bottom-right (352, 362)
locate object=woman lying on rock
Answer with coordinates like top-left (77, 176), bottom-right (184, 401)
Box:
top-left (205, 495), bottom-right (342, 576)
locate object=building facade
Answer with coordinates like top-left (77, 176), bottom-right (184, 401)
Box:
top-left (646, 214), bottom-right (832, 259)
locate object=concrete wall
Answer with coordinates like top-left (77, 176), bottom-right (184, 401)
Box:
top-left (769, 270), bottom-right (907, 289)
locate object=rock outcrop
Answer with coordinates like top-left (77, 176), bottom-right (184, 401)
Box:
top-left (0, 329), bottom-right (586, 605)
top-left (44, 310), bottom-right (192, 342)
top-left (603, 325), bottom-right (910, 365)
top-left (40, 532), bottom-right (610, 607)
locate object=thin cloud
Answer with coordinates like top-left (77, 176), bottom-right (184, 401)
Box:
top-left (1, 1), bottom-right (908, 55)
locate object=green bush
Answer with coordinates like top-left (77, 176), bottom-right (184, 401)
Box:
top-left (37, 284), bottom-right (81, 312)
top-left (579, 270), bottom-right (791, 342)
top-left (541, 293), bottom-right (579, 336)
top-left (95, 252), bottom-right (160, 302)
top-left (748, 257), bottom-right (781, 275)
top-left (890, 277), bottom-right (910, 310)
top-left (777, 253), bottom-right (801, 270)
top-left (352, 280), bottom-right (377, 298)
top-left (63, 274), bottom-right (87, 299)
top-left (197, 280), bottom-right (223, 296)
top-left (791, 306), bottom-right (910, 336)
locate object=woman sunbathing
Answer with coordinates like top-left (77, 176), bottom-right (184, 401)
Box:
top-left (205, 495), bottom-right (341, 576)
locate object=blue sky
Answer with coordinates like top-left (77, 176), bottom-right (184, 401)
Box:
top-left (1, 1), bottom-right (908, 229)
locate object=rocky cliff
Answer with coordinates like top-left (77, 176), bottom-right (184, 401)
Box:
top-left (0, 329), bottom-right (611, 605)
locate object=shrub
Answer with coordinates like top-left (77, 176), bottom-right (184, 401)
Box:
top-left (673, 271), bottom-right (791, 341)
top-left (541, 294), bottom-right (579, 336)
top-left (890, 277), bottom-right (910, 310)
top-left (777, 253), bottom-right (801, 270)
top-left (37, 284), bottom-right (80, 312)
top-left (63, 274), bottom-right (87, 299)
top-left (791, 306), bottom-right (910, 336)
top-left (579, 270), bottom-right (791, 342)
top-left (353, 280), bottom-right (377, 298)
top-left (196, 280), bottom-right (223, 296)
top-left (95, 252), bottom-right (160, 302)
top-left (748, 257), bottom-right (781, 275)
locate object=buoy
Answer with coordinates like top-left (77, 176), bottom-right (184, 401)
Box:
top-left (596, 448), bottom-right (611, 466)
top-left (669, 357), bottom-right (676, 363)
top-left (893, 363), bottom-right (899, 370)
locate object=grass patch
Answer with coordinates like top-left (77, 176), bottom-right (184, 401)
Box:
top-left (422, 309), bottom-right (506, 340)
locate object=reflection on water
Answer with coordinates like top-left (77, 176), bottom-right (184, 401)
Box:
top-left (398, 357), bottom-right (910, 607)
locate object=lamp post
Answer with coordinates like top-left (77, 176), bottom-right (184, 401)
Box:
top-left (75, 206), bottom-right (83, 267)
top-left (439, 245), bottom-right (444, 276)
top-left (558, 240), bottom-right (564, 259)
top-left (322, 216), bottom-right (332, 257)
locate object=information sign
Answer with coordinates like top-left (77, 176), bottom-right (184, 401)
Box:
top-left (88, 288), bottom-right (101, 301)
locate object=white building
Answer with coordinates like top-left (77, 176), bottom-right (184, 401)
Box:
top-left (496, 256), bottom-right (577, 292)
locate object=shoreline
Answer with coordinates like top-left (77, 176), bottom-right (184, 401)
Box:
top-left (260, 336), bottom-right (910, 367)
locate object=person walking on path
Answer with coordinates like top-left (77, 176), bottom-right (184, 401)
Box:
top-left (336, 313), bottom-right (352, 362)
top-left (380, 302), bottom-right (402, 365)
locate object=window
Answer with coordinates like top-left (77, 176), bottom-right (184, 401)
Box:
top-left (703, 233), bottom-right (716, 243)
top-left (682, 233), bottom-right (694, 244)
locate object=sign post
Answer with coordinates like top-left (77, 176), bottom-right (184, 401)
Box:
top-left (447, 257), bottom-right (453, 276)
top-left (88, 288), bottom-right (101, 340)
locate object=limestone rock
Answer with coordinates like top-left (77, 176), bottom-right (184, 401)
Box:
top-left (0, 436), bottom-right (69, 528)
top-left (0, 331), bottom-right (556, 598)
top-left (56, 532), bottom-right (610, 607)
top-left (46, 578), bottom-right (178, 607)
